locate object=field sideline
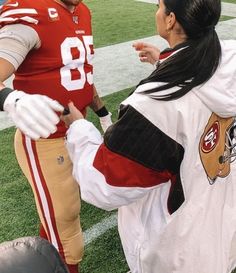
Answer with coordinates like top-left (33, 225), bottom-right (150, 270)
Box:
top-left (0, 1), bottom-right (236, 272)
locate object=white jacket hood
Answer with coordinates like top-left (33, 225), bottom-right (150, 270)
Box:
top-left (193, 40), bottom-right (236, 117)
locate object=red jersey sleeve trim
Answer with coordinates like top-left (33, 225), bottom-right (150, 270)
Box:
top-left (0, 8), bottom-right (38, 25)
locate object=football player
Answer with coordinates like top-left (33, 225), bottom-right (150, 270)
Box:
top-left (0, 1), bottom-right (112, 273)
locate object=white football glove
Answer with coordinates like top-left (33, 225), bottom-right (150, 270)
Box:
top-left (3, 90), bottom-right (64, 139)
top-left (99, 112), bottom-right (112, 132)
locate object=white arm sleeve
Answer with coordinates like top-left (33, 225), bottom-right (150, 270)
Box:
top-left (0, 24), bottom-right (40, 70)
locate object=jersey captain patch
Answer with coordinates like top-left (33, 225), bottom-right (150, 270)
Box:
top-left (48, 8), bottom-right (59, 21)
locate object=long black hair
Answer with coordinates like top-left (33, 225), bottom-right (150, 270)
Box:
top-left (138, 0), bottom-right (222, 100)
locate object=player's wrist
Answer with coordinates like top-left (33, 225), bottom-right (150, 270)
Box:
top-left (2, 89), bottom-right (26, 112)
top-left (99, 111), bottom-right (112, 132)
top-left (0, 87), bottom-right (14, 111)
top-left (95, 106), bottom-right (109, 117)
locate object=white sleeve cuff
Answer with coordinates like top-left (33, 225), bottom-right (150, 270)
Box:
top-left (66, 119), bottom-right (103, 161)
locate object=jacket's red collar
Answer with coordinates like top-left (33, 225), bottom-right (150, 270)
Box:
top-left (159, 42), bottom-right (189, 60)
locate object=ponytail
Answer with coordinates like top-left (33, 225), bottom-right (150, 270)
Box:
top-left (138, 0), bottom-right (222, 100)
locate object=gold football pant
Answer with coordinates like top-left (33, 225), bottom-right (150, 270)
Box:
top-left (14, 129), bottom-right (84, 264)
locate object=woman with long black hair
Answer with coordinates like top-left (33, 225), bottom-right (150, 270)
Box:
top-left (62, 0), bottom-right (236, 272)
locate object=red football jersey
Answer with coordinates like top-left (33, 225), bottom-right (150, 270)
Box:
top-left (0, 0), bottom-right (94, 137)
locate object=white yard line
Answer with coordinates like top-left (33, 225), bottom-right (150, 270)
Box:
top-left (221, 2), bottom-right (236, 17)
top-left (84, 213), bottom-right (118, 245)
top-left (94, 19), bottom-right (236, 95)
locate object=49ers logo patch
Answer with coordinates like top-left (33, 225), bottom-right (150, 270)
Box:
top-left (199, 113), bottom-right (234, 184)
top-left (201, 121), bottom-right (219, 153)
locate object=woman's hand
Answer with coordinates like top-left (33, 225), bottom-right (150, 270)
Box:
top-left (61, 102), bottom-right (84, 127)
top-left (133, 42), bottom-right (160, 65)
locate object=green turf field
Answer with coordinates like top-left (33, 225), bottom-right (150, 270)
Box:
top-left (0, 1), bottom-right (236, 272)
top-left (0, 87), bottom-right (132, 272)
top-left (86, 0), bottom-right (236, 48)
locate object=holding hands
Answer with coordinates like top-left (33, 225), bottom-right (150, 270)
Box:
top-left (133, 42), bottom-right (160, 65)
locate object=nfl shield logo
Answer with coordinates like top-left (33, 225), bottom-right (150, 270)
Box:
top-left (73, 16), bottom-right (79, 24)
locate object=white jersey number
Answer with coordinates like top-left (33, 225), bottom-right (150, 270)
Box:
top-left (60, 36), bottom-right (93, 91)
